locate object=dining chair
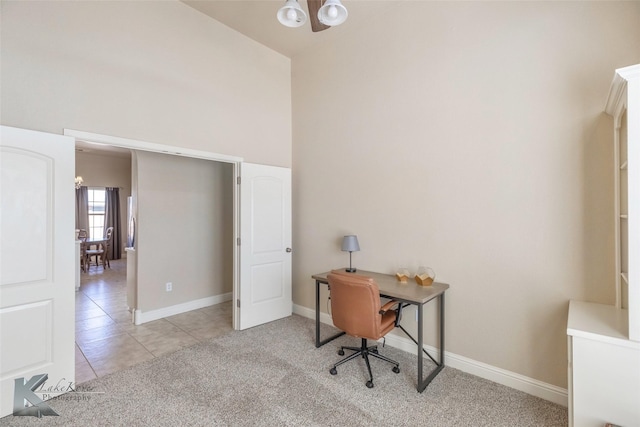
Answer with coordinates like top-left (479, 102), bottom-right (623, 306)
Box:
top-left (77, 229), bottom-right (89, 272)
top-left (327, 270), bottom-right (402, 388)
top-left (84, 243), bottom-right (104, 269)
top-left (102, 226), bottom-right (114, 268)
top-left (85, 227), bottom-right (113, 269)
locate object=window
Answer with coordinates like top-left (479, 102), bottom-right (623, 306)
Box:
top-left (87, 188), bottom-right (106, 239)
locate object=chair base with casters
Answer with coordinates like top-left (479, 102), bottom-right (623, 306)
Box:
top-left (329, 337), bottom-right (400, 388)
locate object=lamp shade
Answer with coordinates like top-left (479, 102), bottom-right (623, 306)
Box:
top-left (341, 235), bottom-right (360, 252)
top-left (318, 0), bottom-right (348, 27)
top-left (277, 0), bottom-right (307, 28)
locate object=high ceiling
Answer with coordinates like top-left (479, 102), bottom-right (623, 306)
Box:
top-left (75, 2), bottom-right (396, 155)
top-left (182, 0), bottom-right (395, 58)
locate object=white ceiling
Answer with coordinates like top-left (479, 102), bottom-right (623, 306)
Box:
top-left (182, 0), bottom-right (395, 58)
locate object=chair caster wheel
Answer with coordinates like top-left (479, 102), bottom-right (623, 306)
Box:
top-left (329, 367), bottom-right (337, 375)
top-left (338, 349), bottom-right (345, 356)
top-left (366, 381), bottom-right (374, 388)
top-left (392, 366), bottom-right (400, 374)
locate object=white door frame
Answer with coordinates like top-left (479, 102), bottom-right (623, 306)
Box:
top-left (64, 129), bottom-right (244, 329)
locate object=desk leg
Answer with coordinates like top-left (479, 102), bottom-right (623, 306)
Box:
top-left (418, 302), bottom-right (424, 388)
top-left (315, 279), bottom-right (344, 348)
top-left (440, 292), bottom-right (445, 370)
top-left (416, 293), bottom-right (445, 393)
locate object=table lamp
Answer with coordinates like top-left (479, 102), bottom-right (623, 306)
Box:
top-left (341, 235), bottom-right (360, 273)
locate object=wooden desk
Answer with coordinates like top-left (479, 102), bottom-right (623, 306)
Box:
top-left (312, 269), bottom-right (449, 393)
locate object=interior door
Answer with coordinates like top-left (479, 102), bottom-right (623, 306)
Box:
top-left (239, 163), bottom-right (292, 330)
top-left (0, 126), bottom-right (75, 417)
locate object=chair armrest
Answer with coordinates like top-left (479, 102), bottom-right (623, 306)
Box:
top-left (379, 300), bottom-right (400, 315)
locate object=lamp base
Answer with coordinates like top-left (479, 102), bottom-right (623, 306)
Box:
top-left (345, 268), bottom-right (357, 273)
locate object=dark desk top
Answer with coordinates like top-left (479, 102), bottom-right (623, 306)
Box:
top-left (312, 269), bottom-right (449, 305)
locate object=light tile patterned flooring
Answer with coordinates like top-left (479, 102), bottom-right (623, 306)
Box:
top-left (75, 258), bottom-right (232, 384)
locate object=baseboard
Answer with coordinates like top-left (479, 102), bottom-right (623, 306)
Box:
top-left (293, 303), bottom-right (568, 407)
top-left (134, 292), bottom-right (232, 325)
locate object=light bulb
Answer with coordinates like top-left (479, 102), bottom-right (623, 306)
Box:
top-left (287, 8), bottom-right (297, 22)
top-left (328, 5), bottom-right (338, 19)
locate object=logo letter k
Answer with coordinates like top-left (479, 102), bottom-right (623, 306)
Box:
top-left (13, 374), bottom-right (59, 417)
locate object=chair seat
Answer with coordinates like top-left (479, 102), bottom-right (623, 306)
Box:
top-left (85, 248), bottom-right (105, 268)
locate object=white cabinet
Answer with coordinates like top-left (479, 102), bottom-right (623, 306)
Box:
top-left (125, 247), bottom-right (137, 320)
top-left (75, 239), bottom-right (81, 291)
top-left (567, 301), bottom-right (640, 427)
top-left (567, 64), bottom-right (640, 427)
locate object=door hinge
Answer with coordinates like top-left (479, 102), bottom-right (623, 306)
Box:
top-left (237, 299), bottom-right (240, 308)
top-left (237, 176), bottom-right (241, 185)
top-left (237, 237), bottom-right (241, 246)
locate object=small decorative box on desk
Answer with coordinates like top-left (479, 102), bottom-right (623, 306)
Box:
top-left (395, 268), bottom-right (410, 283)
top-left (415, 266), bottom-right (435, 286)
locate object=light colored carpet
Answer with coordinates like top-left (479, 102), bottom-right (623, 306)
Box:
top-left (1, 314), bottom-right (567, 426)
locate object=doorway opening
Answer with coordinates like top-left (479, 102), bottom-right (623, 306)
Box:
top-left (71, 131), bottom-right (241, 383)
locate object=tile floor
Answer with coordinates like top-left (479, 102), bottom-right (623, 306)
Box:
top-left (75, 258), bottom-right (233, 384)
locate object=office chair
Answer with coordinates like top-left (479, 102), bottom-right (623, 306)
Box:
top-left (327, 270), bottom-right (401, 388)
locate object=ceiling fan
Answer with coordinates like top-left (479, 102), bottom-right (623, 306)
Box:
top-left (277, 0), bottom-right (348, 32)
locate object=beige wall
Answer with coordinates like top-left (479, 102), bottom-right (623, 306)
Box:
top-left (4, 0), bottom-right (640, 393)
top-left (292, 1), bottom-right (640, 389)
top-left (0, 0), bottom-right (292, 167)
top-left (135, 151), bottom-right (233, 312)
top-left (75, 151), bottom-right (132, 254)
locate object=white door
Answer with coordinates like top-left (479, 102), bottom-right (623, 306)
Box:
top-left (0, 126), bottom-right (75, 417)
top-left (239, 163), bottom-right (292, 330)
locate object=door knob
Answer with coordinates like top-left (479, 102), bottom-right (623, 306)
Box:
top-left (286, 247), bottom-right (292, 253)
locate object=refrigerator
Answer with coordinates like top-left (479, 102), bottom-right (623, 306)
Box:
top-left (126, 196), bottom-right (136, 248)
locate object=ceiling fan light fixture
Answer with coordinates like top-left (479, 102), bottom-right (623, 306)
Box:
top-left (277, 0), bottom-right (307, 28)
top-left (318, 0), bottom-right (348, 27)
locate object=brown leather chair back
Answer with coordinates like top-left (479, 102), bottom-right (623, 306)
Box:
top-left (328, 271), bottom-right (392, 341)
